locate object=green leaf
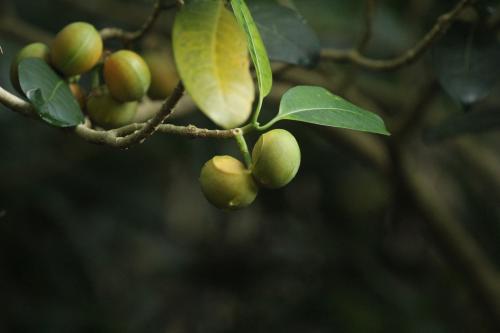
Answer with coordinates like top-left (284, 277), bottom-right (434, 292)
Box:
top-left (19, 58), bottom-right (84, 127)
top-left (173, 0), bottom-right (255, 129)
top-left (268, 86), bottom-right (390, 135)
top-left (230, 0), bottom-right (273, 116)
top-left (248, 1), bottom-right (320, 68)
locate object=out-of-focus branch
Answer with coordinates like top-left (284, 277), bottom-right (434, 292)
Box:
top-left (0, 16), bottom-right (53, 45)
top-left (321, 0), bottom-right (474, 71)
top-left (357, 0), bottom-right (376, 52)
top-left (99, 0), bottom-right (178, 44)
top-left (335, 0), bottom-right (378, 94)
top-left (454, 138), bottom-right (500, 196)
top-left (400, 147), bottom-right (500, 328)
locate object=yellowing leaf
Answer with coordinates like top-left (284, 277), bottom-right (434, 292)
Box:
top-left (173, 0), bottom-right (255, 129)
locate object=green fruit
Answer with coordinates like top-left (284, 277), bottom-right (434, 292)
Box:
top-left (86, 87), bottom-right (138, 129)
top-left (10, 43), bottom-right (50, 93)
top-left (50, 22), bottom-right (103, 76)
top-left (200, 155), bottom-right (258, 210)
top-left (143, 50), bottom-right (179, 100)
top-left (251, 129), bottom-right (301, 189)
top-left (104, 50), bottom-right (151, 102)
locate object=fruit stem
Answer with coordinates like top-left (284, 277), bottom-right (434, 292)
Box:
top-left (68, 75), bottom-right (81, 84)
top-left (240, 123), bottom-right (256, 134)
top-left (234, 129), bottom-right (252, 169)
top-left (240, 118), bottom-right (274, 134)
top-left (256, 119), bottom-right (276, 132)
top-left (90, 65), bottom-right (102, 89)
top-left (251, 98), bottom-right (263, 126)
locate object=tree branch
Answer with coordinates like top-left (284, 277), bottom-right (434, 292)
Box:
top-left (110, 81), bottom-right (185, 147)
top-left (99, 0), bottom-right (175, 44)
top-left (0, 86), bottom-right (36, 118)
top-left (321, 0), bottom-right (474, 71)
top-left (0, 83), bottom-right (238, 147)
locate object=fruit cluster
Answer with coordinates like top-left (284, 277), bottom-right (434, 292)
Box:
top-left (9, 22), bottom-right (179, 129)
top-left (200, 129), bottom-right (301, 210)
top-left (10, 22), bottom-right (301, 211)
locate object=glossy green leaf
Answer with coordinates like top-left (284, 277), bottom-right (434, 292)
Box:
top-left (173, 0), bottom-right (255, 129)
top-left (248, 1), bottom-right (320, 67)
top-left (18, 58), bottom-right (84, 127)
top-left (230, 0), bottom-right (273, 113)
top-left (268, 86), bottom-right (390, 135)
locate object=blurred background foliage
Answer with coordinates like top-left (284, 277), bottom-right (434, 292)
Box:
top-left (1, 0), bottom-right (500, 332)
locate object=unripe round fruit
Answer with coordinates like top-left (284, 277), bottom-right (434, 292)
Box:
top-left (104, 50), bottom-right (151, 102)
top-left (142, 50), bottom-right (179, 100)
top-left (199, 155), bottom-right (258, 210)
top-left (69, 83), bottom-right (86, 110)
top-left (50, 22), bottom-right (103, 76)
top-left (86, 87), bottom-right (138, 129)
top-left (251, 129), bottom-right (301, 189)
top-left (10, 43), bottom-right (50, 93)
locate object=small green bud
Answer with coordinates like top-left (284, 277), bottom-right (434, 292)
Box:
top-left (199, 155), bottom-right (258, 210)
top-left (10, 42), bottom-right (50, 94)
top-left (251, 129), bottom-right (301, 189)
top-left (86, 86), bottom-right (138, 129)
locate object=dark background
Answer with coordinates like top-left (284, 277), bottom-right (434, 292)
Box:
top-left (1, 0), bottom-right (500, 332)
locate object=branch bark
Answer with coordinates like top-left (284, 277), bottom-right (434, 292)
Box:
top-left (0, 83), bottom-right (239, 147)
top-left (114, 81), bottom-right (185, 147)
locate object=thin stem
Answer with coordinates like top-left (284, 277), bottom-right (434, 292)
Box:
top-left (90, 66), bottom-right (101, 89)
top-left (240, 122), bottom-right (257, 135)
top-left (99, 0), bottom-right (176, 44)
top-left (251, 98), bottom-right (263, 127)
top-left (118, 81), bottom-right (185, 147)
top-left (234, 129), bottom-right (252, 169)
top-left (257, 118), bottom-right (278, 132)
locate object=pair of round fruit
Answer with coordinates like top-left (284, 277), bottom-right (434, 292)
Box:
top-left (88, 47), bottom-right (151, 129)
top-left (200, 129), bottom-right (301, 210)
top-left (10, 22), bottom-right (152, 129)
